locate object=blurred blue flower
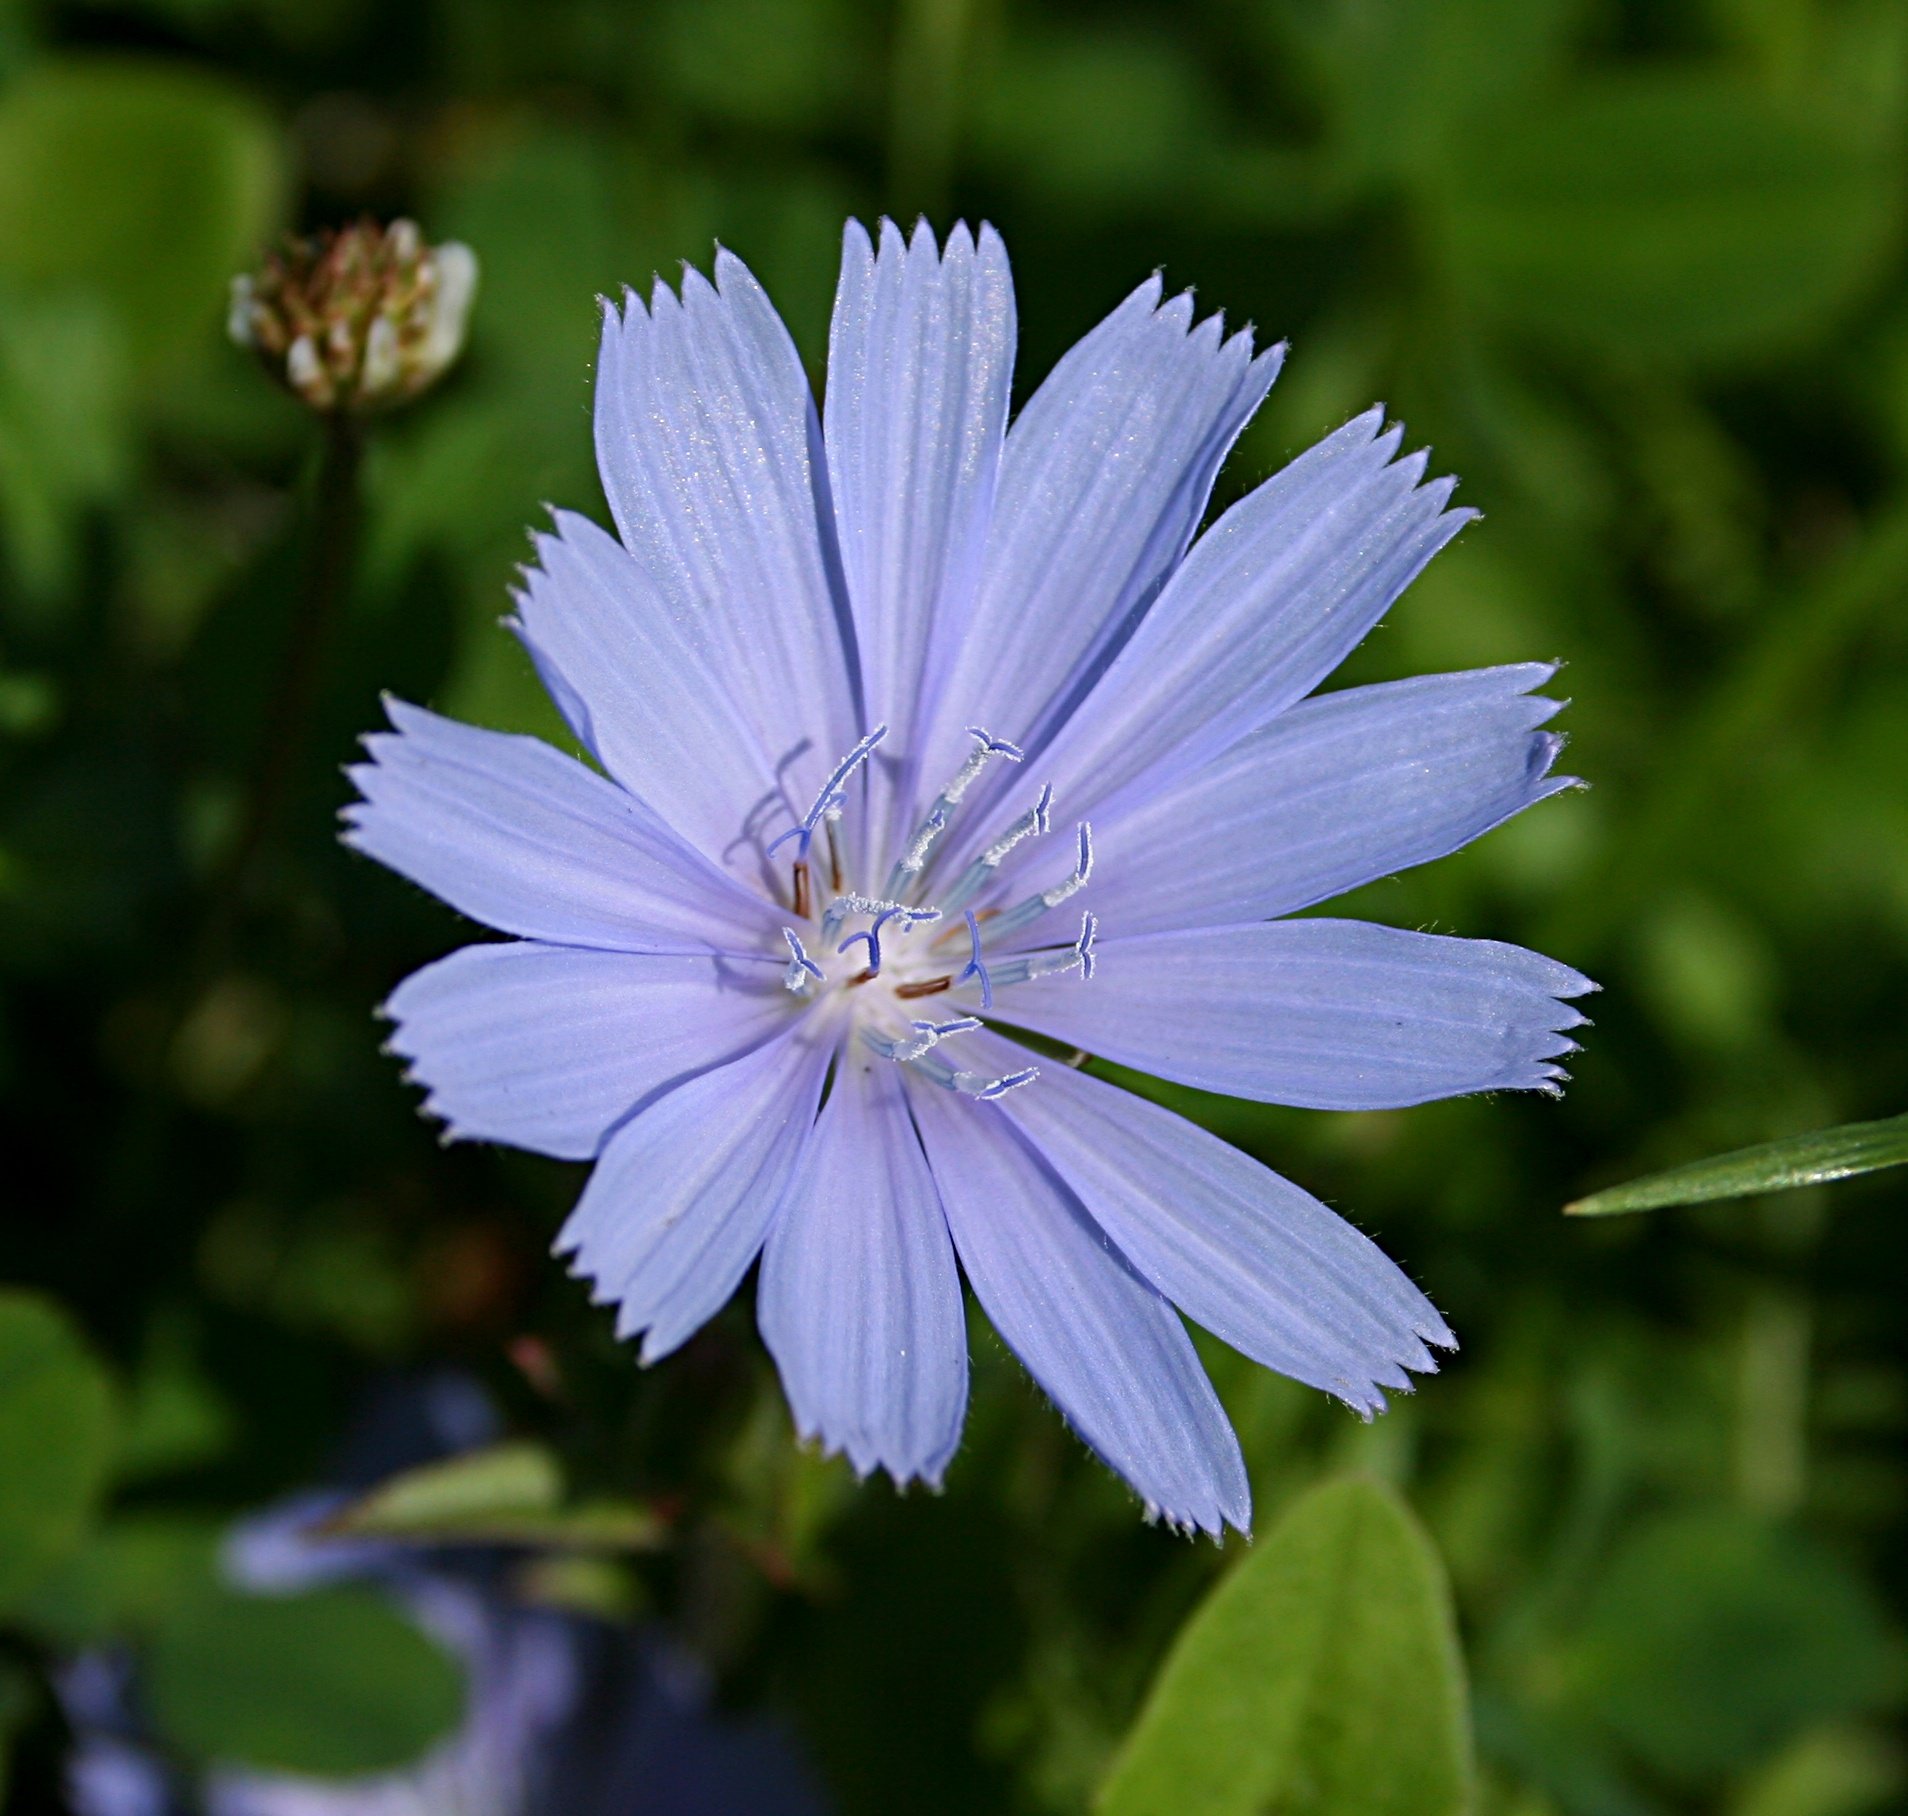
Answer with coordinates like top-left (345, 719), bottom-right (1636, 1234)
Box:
top-left (61, 1378), bottom-right (825, 1816)
top-left (345, 219), bottom-right (1593, 1535)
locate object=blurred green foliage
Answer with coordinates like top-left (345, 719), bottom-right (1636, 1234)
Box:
top-left (146, 1580), bottom-right (466, 1776)
top-left (0, 1293), bottom-right (115, 1615)
top-left (2, 0), bottom-right (1907, 1810)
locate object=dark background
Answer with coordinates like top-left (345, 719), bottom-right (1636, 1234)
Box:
top-left (2, 0), bottom-right (1906, 1810)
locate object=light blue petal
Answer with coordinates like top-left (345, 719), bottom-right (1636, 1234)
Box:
top-left (825, 219), bottom-right (1015, 872)
top-left (383, 942), bottom-right (789, 1160)
top-left (511, 510), bottom-right (788, 877)
top-left (757, 1053), bottom-right (967, 1486)
top-left (1017, 408), bottom-right (1473, 832)
top-left (344, 699), bottom-right (782, 954)
top-left (1021, 665), bottom-right (1574, 938)
top-left (984, 1032), bottom-right (1453, 1414)
top-left (557, 1025), bottom-right (833, 1364)
top-left (912, 279), bottom-right (1283, 844)
top-left (593, 253), bottom-right (858, 813)
top-left (909, 1081), bottom-right (1249, 1535)
top-left (996, 919), bottom-right (1595, 1109)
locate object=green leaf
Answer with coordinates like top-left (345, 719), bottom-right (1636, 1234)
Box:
top-left (1435, 73), bottom-right (1903, 364)
top-left (0, 283), bottom-right (132, 599)
top-left (324, 1441), bottom-right (663, 1550)
top-left (0, 59), bottom-right (283, 381)
top-left (14, 1513), bottom-right (222, 1649)
top-left (1097, 1476), bottom-right (1473, 1816)
top-left (1567, 1112), bottom-right (1908, 1216)
top-left (0, 1290), bottom-right (117, 1615)
top-left (148, 1583), bottom-right (466, 1778)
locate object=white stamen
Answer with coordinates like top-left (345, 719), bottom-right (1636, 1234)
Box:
top-left (939, 782), bottom-right (1055, 915)
top-left (872, 1030), bottom-right (1038, 1100)
top-left (869, 1016), bottom-right (984, 1064)
top-left (886, 727), bottom-right (1022, 896)
top-left (989, 821), bottom-right (1093, 939)
top-left (986, 912), bottom-right (1098, 988)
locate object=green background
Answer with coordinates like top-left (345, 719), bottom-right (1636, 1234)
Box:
top-left (2, 0), bottom-right (1907, 1810)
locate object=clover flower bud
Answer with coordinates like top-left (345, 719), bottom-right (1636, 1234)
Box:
top-left (229, 218), bottom-right (477, 413)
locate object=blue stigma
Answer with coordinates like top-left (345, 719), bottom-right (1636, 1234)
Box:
top-left (782, 927), bottom-right (825, 993)
top-left (985, 911), bottom-right (1099, 988)
top-left (767, 723), bottom-right (888, 861)
top-left (957, 909), bottom-right (994, 1009)
top-left (864, 1015), bottom-right (984, 1063)
top-left (837, 904), bottom-right (940, 976)
top-left (860, 1024), bottom-right (1039, 1100)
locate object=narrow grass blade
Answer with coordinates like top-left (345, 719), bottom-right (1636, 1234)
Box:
top-left (1567, 1113), bottom-right (1908, 1217)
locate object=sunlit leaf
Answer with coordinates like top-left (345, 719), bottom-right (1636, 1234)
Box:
top-left (0, 1291), bottom-right (116, 1614)
top-left (325, 1441), bottom-right (663, 1550)
top-left (148, 1583), bottom-right (466, 1777)
top-left (1567, 1113), bottom-right (1908, 1216)
top-left (1098, 1476), bottom-right (1472, 1816)
top-left (0, 283), bottom-right (132, 599)
top-left (0, 59), bottom-right (283, 381)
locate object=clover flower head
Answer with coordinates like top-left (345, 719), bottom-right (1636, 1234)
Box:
top-left (345, 218), bottom-right (1594, 1536)
top-left (230, 218), bottom-right (477, 413)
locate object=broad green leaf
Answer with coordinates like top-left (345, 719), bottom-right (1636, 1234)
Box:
top-left (1097, 1476), bottom-right (1473, 1816)
top-left (1731, 1723), bottom-right (1905, 1816)
top-left (1435, 74), bottom-right (1902, 364)
top-left (0, 60), bottom-right (283, 381)
top-left (0, 284), bottom-right (132, 599)
top-left (325, 1441), bottom-right (663, 1550)
top-left (14, 1513), bottom-right (222, 1648)
top-left (1567, 1112), bottom-right (1908, 1216)
top-left (1559, 1509), bottom-right (1901, 1782)
top-left (148, 1583), bottom-right (466, 1778)
top-left (0, 1291), bottom-right (116, 1615)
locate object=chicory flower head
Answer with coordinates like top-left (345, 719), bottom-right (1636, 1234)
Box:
top-left (346, 219), bottom-right (1594, 1535)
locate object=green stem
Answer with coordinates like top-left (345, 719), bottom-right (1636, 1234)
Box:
top-left (205, 412), bottom-right (364, 948)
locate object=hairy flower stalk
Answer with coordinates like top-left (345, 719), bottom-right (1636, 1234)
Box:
top-left (345, 219), bottom-right (1594, 1535)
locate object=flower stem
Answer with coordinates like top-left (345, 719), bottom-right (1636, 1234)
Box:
top-left (207, 412), bottom-right (364, 942)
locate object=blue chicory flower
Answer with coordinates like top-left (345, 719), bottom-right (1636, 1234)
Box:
top-left (345, 219), bottom-right (1594, 1535)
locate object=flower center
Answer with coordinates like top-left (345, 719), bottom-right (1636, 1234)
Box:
top-left (766, 725), bottom-right (1098, 1100)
